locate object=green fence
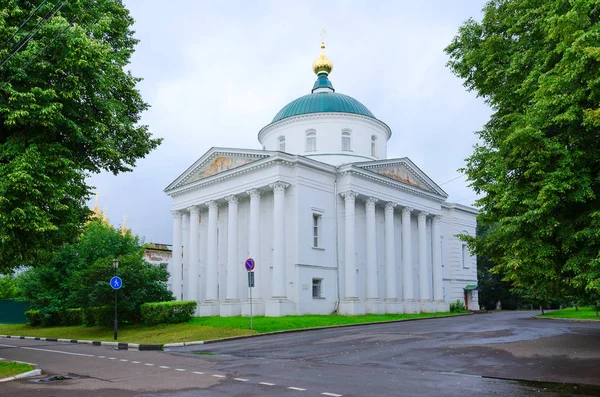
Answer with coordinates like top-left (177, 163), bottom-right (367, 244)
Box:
top-left (0, 300), bottom-right (30, 324)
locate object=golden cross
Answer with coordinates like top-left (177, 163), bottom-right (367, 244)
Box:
top-left (321, 28), bottom-right (326, 43)
top-left (95, 193), bottom-right (99, 204)
top-left (123, 214), bottom-right (127, 223)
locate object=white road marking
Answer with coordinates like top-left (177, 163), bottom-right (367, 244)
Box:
top-left (131, 361), bottom-right (140, 364)
top-left (192, 371), bottom-right (205, 375)
top-left (108, 357), bottom-right (116, 360)
top-left (0, 344), bottom-right (17, 348)
top-left (21, 347), bottom-right (94, 357)
top-left (212, 374), bottom-right (226, 378)
top-left (145, 363), bottom-right (154, 366)
top-left (288, 387), bottom-right (307, 391)
top-left (175, 369), bottom-right (186, 372)
top-left (120, 359), bottom-right (128, 362)
top-left (98, 356), bottom-right (106, 358)
top-left (159, 366), bottom-right (170, 369)
top-left (259, 382), bottom-right (276, 386)
top-left (322, 393), bottom-right (343, 397)
top-left (234, 378), bottom-right (249, 382)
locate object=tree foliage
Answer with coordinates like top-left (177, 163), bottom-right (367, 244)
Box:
top-left (18, 220), bottom-right (174, 323)
top-left (446, 0), bottom-right (600, 303)
top-left (0, 0), bottom-right (161, 272)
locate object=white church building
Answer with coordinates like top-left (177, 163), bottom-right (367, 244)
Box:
top-left (164, 39), bottom-right (479, 317)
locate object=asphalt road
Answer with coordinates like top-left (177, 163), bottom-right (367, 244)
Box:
top-left (1, 311), bottom-right (599, 396)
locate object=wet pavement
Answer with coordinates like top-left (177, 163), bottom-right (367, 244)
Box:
top-left (1, 311), bottom-right (599, 396)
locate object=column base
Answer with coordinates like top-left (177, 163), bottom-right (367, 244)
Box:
top-left (384, 299), bottom-right (404, 314)
top-left (403, 299), bottom-right (420, 314)
top-left (339, 298), bottom-right (365, 315)
top-left (435, 300), bottom-right (450, 313)
top-left (265, 298), bottom-right (295, 317)
top-left (242, 298), bottom-right (265, 316)
top-left (419, 300), bottom-right (435, 313)
top-left (199, 300), bottom-right (220, 317)
top-left (220, 300), bottom-right (242, 317)
top-left (365, 299), bottom-right (385, 314)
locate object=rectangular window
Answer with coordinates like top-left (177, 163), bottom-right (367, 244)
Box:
top-left (462, 243), bottom-right (469, 268)
top-left (371, 140), bottom-right (376, 157)
top-left (306, 135), bottom-right (316, 151)
top-left (312, 278), bottom-right (323, 298)
top-left (342, 135), bottom-right (351, 151)
top-left (312, 214), bottom-right (320, 247)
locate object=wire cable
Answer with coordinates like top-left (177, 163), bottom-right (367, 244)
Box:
top-left (0, 0), bottom-right (69, 72)
top-left (1, 0), bottom-right (50, 51)
top-left (439, 173), bottom-right (465, 186)
top-left (0, 1), bottom-right (90, 90)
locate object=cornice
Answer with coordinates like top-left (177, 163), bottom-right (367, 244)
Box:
top-left (258, 112), bottom-right (392, 143)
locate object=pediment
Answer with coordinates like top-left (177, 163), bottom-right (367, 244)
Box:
top-left (355, 158), bottom-right (448, 197)
top-left (165, 148), bottom-right (272, 192)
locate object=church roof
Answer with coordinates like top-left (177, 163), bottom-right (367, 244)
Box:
top-left (272, 91), bottom-right (376, 122)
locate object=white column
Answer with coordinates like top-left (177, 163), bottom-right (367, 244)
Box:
top-left (432, 215), bottom-right (447, 311)
top-left (270, 182), bottom-right (288, 298)
top-left (200, 201), bottom-right (219, 316)
top-left (225, 195), bottom-right (239, 299)
top-left (418, 211), bottom-right (432, 312)
top-left (365, 197), bottom-right (379, 300)
top-left (384, 202), bottom-right (402, 313)
top-left (243, 189), bottom-right (265, 316)
top-left (402, 206), bottom-right (418, 313)
top-left (181, 211), bottom-right (190, 300)
top-left (188, 205), bottom-right (200, 304)
top-left (171, 210), bottom-right (183, 301)
top-left (266, 182), bottom-right (293, 317)
top-left (339, 191), bottom-right (364, 315)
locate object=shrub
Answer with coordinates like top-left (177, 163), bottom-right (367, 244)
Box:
top-left (450, 299), bottom-right (467, 313)
top-left (140, 301), bottom-right (197, 325)
top-left (25, 310), bottom-right (42, 326)
top-left (60, 308), bottom-right (84, 326)
top-left (83, 306), bottom-right (113, 327)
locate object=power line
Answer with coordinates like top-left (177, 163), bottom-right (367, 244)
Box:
top-left (1, 0), bottom-right (50, 51)
top-left (0, 0), bottom-right (69, 72)
top-left (0, 1), bottom-right (90, 90)
top-left (439, 173), bottom-right (465, 186)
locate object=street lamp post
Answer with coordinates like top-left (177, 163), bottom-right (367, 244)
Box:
top-left (113, 258), bottom-right (119, 341)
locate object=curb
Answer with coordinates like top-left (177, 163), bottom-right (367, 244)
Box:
top-left (163, 312), bottom-right (473, 348)
top-left (1, 313), bottom-right (473, 351)
top-left (532, 316), bottom-right (600, 323)
top-left (0, 335), bottom-right (162, 351)
top-left (0, 360), bottom-right (42, 383)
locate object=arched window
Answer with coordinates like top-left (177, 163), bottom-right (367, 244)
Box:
top-left (371, 135), bottom-right (377, 157)
top-left (306, 130), bottom-right (316, 152)
top-left (278, 135), bottom-right (286, 152)
top-left (341, 130), bottom-right (352, 151)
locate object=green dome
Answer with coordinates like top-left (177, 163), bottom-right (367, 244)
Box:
top-left (272, 92), bottom-right (376, 122)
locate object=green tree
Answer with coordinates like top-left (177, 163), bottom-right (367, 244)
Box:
top-left (0, 272), bottom-right (20, 299)
top-left (0, 1), bottom-right (161, 273)
top-left (18, 220), bottom-right (173, 323)
top-left (446, 0), bottom-right (600, 304)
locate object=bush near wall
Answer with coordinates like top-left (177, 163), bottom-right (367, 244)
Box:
top-left (60, 308), bottom-right (84, 326)
top-left (140, 301), bottom-right (197, 325)
top-left (24, 310), bottom-right (60, 327)
top-left (83, 306), bottom-right (113, 327)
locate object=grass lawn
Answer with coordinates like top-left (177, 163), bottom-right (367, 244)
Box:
top-left (0, 312), bottom-right (461, 344)
top-left (0, 361), bottom-right (35, 378)
top-left (538, 306), bottom-right (599, 321)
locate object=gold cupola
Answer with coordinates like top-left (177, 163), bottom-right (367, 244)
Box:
top-left (312, 29), bottom-right (333, 75)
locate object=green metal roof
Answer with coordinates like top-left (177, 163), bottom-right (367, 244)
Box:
top-left (272, 92), bottom-right (376, 122)
top-left (464, 285), bottom-right (478, 290)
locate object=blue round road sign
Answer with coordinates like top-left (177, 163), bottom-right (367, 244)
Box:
top-left (110, 276), bottom-right (123, 290)
top-left (244, 258), bottom-right (255, 272)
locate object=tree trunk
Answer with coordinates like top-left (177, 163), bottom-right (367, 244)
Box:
top-left (540, 305), bottom-right (544, 315)
top-left (595, 304), bottom-right (598, 318)
top-left (575, 305), bottom-right (579, 311)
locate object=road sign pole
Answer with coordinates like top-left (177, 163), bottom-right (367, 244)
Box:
top-left (114, 287), bottom-right (118, 341)
top-left (249, 273), bottom-right (253, 330)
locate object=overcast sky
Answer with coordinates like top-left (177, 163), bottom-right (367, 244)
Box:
top-left (88, 0), bottom-right (491, 245)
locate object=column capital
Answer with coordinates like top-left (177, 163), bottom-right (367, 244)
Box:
top-left (364, 197), bottom-right (378, 208)
top-left (225, 195), bottom-right (239, 204)
top-left (401, 206), bottom-right (414, 216)
top-left (205, 200), bottom-right (218, 211)
top-left (384, 201), bottom-right (397, 212)
top-left (341, 191), bottom-right (358, 201)
top-left (269, 181), bottom-right (290, 193)
top-left (171, 210), bottom-right (182, 219)
top-left (433, 215), bottom-right (442, 224)
top-left (188, 205), bottom-right (201, 215)
top-left (418, 211), bottom-right (430, 221)
top-left (246, 189), bottom-right (262, 199)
